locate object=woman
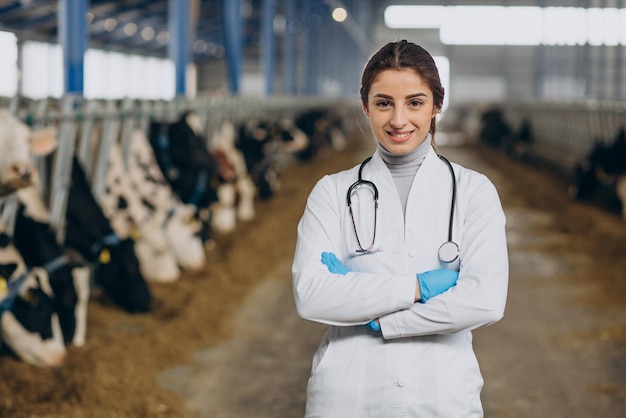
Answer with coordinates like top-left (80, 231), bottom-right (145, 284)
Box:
top-left (292, 40), bottom-right (509, 417)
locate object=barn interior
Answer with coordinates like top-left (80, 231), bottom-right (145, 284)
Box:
top-left (0, 1), bottom-right (625, 417)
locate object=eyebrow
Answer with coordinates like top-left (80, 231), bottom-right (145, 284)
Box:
top-left (372, 92), bottom-right (429, 100)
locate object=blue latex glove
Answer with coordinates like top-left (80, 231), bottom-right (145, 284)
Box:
top-left (321, 252), bottom-right (382, 334)
top-left (321, 252), bottom-right (349, 275)
top-left (417, 269), bottom-right (459, 303)
top-left (366, 319), bottom-right (381, 332)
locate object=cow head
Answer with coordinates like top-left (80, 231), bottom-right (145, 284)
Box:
top-left (0, 227), bottom-right (66, 367)
top-left (132, 216), bottom-right (181, 283)
top-left (149, 113), bottom-right (221, 208)
top-left (90, 235), bottom-right (152, 312)
top-left (0, 109), bottom-right (58, 197)
top-left (12, 188), bottom-right (91, 346)
top-left (160, 204), bottom-right (206, 271)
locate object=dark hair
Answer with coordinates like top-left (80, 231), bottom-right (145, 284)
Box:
top-left (360, 40), bottom-right (444, 138)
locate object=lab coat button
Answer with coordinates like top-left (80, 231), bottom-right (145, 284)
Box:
top-left (408, 250), bottom-right (416, 257)
top-left (396, 380), bottom-right (404, 387)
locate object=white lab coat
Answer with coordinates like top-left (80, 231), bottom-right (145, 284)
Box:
top-left (292, 147), bottom-right (509, 417)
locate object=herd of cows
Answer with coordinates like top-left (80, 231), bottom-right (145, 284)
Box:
top-left (0, 103), bottom-right (347, 368)
top-left (477, 107), bottom-right (626, 219)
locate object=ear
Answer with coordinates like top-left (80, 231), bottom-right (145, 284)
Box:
top-left (29, 127), bottom-right (58, 156)
top-left (362, 103), bottom-right (370, 117)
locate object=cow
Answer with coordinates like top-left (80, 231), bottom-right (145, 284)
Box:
top-left (503, 117), bottom-right (533, 161)
top-left (149, 112), bottom-right (221, 208)
top-left (233, 117), bottom-right (309, 199)
top-left (0, 215), bottom-right (66, 367)
top-left (0, 108), bottom-right (57, 197)
top-left (211, 119), bottom-right (258, 219)
top-left (149, 111), bottom-right (239, 234)
top-left (293, 108), bottom-right (346, 161)
top-left (478, 107), bottom-right (512, 148)
top-left (125, 129), bottom-right (207, 270)
top-left (99, 142), bottom-right (181, 283)
top-left (63, 155), bottom-right (152, 313)
top-left (568, 127), bottom-right (626, 219)
top-left (13, 186), bottom-right (90, 346)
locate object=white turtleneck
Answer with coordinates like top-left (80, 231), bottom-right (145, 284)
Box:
top-left (377, 134), bottom-right (432, 215)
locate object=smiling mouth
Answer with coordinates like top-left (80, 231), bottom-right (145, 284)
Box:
top-left (387, 131), bottom-right (412, 141)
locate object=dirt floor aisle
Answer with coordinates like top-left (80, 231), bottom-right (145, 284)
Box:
top-left (445, 146), bottom-right (626, 418)
top-left (158, 141), bottom-right (626, 418)
top-left (157, 261), bottom-right (325, 418)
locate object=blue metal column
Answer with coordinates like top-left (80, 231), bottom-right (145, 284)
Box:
top-left (313, 2), bottom-right (331, 96)
top-left (168, 0), bottom-right (191, 97)
top-left (300, 0), bottom-right (311, 95)
top-left (58, 0), bottom-right (87, 95)
top-left (283, 0), bottom-right (296, 95)
top-left (350, 0), bottom-right (372, 63)
top-left (261, 0), bottom-right (276, 95)
top-left (306, 0), bottom-right (326, 95)
top-left (222, 0), bottom-right (242, 94)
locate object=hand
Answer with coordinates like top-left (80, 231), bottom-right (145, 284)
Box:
top-left (321, 252), bottom-right (382, 334)
top-left (321, 252), bottom-right (349, 275)
top-left (366, 319), bottom-right (381, 333)
top-left (417, 269), bottom-right (459, 303)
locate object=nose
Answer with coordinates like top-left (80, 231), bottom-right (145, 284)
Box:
top-left (389, 107), bottom-right (407, 129)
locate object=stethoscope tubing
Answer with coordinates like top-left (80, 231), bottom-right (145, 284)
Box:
top-left (347, 154), bottom-right (459, 262)
top-left (438, 154), bottom-right (456, 243)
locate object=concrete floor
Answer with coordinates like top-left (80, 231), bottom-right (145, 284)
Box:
top-left (158, 143), bottom-right (626, 418)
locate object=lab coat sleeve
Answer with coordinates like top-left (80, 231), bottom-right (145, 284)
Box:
top-left (380, 173), bottom-right (509, 338)
top-left (292, 175), bottom-right (416, 326)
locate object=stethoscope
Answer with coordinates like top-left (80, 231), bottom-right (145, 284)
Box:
top-left (346, 154), bottom-right (459, 263)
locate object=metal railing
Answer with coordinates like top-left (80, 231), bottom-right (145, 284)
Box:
top-left (1, 94), bottom-right (360, 243)
top-left (448, 99), bottom-right (626, 172)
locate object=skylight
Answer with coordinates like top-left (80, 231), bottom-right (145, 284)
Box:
top-left (385, 5), bottom-right (626, 46)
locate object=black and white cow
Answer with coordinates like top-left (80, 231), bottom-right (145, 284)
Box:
top-left (149, 112), bottom-right (222, 208)
top-left (99, 142), bottom-right (181, 283)
top-left (293, 108), bottom-right (346, 161)
top-left (0, 108), bottom-right (57, 197)
top-left (13, 186), bottom-right (90, 346)
top-left (125, 129), bottom-right (207, 270)
top-left (149, 111), bottom-right (239, 234)
top-left (63, 155), bottom-right (152, 313)
top-left (568, 127), bottom-right (626, 219)
top-left (232, 117), bottom-right (309, 199)
top-left (211, 120), bottom-right (259, 219)
top-left (478, 107), bottom-right (513, 148)
top-left (504, 117), bottom-right (533, 160)
top-left (0, 216), bottom-right (66, 367)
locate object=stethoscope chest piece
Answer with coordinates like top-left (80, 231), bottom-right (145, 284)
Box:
top-left (438, 240), bottom-right (459, 264)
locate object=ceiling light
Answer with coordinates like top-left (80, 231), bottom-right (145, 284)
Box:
top-left (141, 27), bottom-right (155, 41)
top-left (332, 7), bottom-right (347, 22)
top-left (104, 18), bottom-right (117, 32)
top-left (123, 22), bottom-right (137, 36)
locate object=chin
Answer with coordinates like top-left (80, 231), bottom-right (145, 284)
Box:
top-left (385, 143), bottom-right (418, 155)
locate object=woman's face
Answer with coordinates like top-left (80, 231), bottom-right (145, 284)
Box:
top-left (363, 69), bottom-right (438, 155)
